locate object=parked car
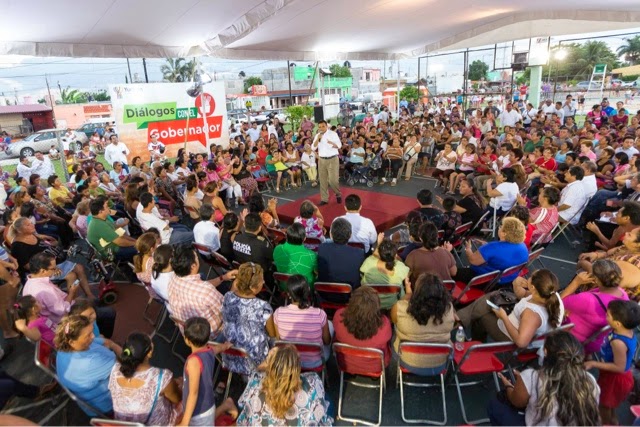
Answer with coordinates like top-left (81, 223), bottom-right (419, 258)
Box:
top-left (622, 80), bottom-right (638, 88)
top-left (576, 81), bottom-right (598, 89)
top-left (5, 129), bottom-right (87, 158)
top-left (252, 109), bottom-right (289, 125)
top-left (76, 122), bottom-right (112, 139)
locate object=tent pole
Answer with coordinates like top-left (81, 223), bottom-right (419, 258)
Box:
top-left (142, 58), bottom-right (149, 83)
top-left (126, 58), bottom-right (133, 83)
top-left (397, 60), bottom-right (400, 119)
top-left (287, 60), bottom-right (293, 106)
top-left (463, 48), bottom-right (469, 120)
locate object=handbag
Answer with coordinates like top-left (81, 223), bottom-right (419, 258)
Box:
top-left (489, 289), bottom-right (518, 314)
top-left (144, 369), bottom-right (163, 425)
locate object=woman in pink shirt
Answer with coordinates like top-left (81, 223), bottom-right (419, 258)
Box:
top-left (267, 275), bottom-right (331, 369)
top-left (12, 295), bottom-right (57, 345)
top-left (580, 140), bottom-right (597, 162)
top-left (561, 259), bottom-right (628, 354)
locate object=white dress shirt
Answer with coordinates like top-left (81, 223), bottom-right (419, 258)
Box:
top-left (498, 109), bottom-right (522, 128)
top-left (104, 142), bottom-right (131, 166)
top-left (336, 212), bottom-right (377, 252)
top-left (312, 130), bottom-right (341, 158)
top-left (17, 162), bottom-right (32, 182)
top-left (30, 156), bottom-right (54, 180)
top-left (137, 209), bottom-right (172, 244)
top-left (559, 180), bottom-right (587, 224)
top-left (194, 221), bottom-right (221, 253)
top-left (247, 127), bottom-right (261, 142)
top-left (582, 174), bottom-right (597, 199)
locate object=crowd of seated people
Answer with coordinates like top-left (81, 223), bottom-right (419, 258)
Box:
top-left (4, 98), bottom-right (640, 426)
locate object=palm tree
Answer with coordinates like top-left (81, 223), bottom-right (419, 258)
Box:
top-left (161, 58), bottom-right (197, 82)
top-left (617, 36), bottom-right (640, 65)
top-left (60, 87), bottom-right (83, 104)
top-left (571, 41), bottom-right (619, 79)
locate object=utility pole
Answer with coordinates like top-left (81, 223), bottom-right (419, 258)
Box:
top-left (396, 60), bottom-right (400, 119)
top-left (46, 74), bottom-right (69, 180)
top-left (142, 58), bottom-right (149, 83)
top-left (287, 60), bottom-right (293, 106)
top-left (126, 58), bottom-right (133, 83)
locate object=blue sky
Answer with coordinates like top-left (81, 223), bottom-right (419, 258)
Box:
top-left (0, 27), bottom-right (638, 102)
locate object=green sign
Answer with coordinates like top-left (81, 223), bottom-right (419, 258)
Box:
top-left (123, 102), bottom-right (198, 129)
top-left (594, 64), bottom-right (606, 74)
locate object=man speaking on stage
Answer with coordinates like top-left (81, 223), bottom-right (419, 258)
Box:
top-left (312, 120), bottom-right (342, 205)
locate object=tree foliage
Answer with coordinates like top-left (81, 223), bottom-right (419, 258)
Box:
top-left (160, 58), bottom-right (197, 82)
top-left (243, 76), bottom-right (263, 94)
top-left (328, 64), bottom-right (352, 78)
top-left (617, 36), bottom-right (640, 65)
top-left (468, 60), bottom-right (490, 81)
top-left (399, 85), bottom-right (420, 102)
top-left (285, 105), bottom-right (314, 132)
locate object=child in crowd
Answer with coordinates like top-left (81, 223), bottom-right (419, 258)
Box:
top-left (49, 145), bottom-right (60, 160)
top-left (12, 295), bottom-right (57, 346)
top-left (294, 200), bottom-right (325, 241)
top-left (441, 196), bottom-right (462, 242)
top-left (585, 300), bottom-right (640, 425)
top-left (179, 316), bottom-right (236, 426)
top-left (509, 205), bottom-right (534, 248)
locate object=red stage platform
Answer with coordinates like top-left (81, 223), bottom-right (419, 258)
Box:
top-left (277, 187), bottom-right (417, 232)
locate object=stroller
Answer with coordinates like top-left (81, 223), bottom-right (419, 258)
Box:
top-left (344, 152), bottom-right (382, 187)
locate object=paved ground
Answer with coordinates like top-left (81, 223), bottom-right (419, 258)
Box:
top-left (1, 173), bottom-right (635, 425)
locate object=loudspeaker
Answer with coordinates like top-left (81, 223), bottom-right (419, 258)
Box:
top-left (314, 106), bottom-right (324, 123)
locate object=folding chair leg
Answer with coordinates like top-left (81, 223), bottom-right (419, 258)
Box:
top-left (454, 372), bottom-right (489, 425)
top-left (223, 371), bottom-right (233, 401)
top-left (38, 397), bottom-right (69, 425)
top-left (2, 397), bottom-right (56, 415)
top-left (171, 331), bottom-right (186, 363)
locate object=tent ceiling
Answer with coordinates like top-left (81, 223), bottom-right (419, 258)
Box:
top-left (0, 0), bottom-right (639, 59)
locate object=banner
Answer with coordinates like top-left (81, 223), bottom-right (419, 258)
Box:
top-left (109, 82), bottom-right (228, 161)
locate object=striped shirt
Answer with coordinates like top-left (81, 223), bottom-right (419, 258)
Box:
top-left (273, 305), bottom-right (327, 365)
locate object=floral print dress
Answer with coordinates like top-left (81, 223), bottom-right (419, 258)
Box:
top-left (222, 292), bottom-right (273, 375)
top-left (236, 372), bottom-right (333, 426)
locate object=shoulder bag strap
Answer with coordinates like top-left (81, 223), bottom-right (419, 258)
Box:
top-left (144, 369), bottom-right (164, 425)
top-left (592, 292), bottom-right (608, 314)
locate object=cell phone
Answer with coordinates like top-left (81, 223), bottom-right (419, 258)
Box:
top-left (486, 300), bottom-right (499, 310)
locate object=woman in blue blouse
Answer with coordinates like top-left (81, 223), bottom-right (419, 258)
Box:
top-left (54, 314), bottom-right (120, 416)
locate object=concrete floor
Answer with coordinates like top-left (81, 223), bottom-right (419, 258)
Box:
top-left (1, 174), bottom-right (634, 426)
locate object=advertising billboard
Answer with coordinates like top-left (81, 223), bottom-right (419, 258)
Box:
top-left (109, 82), bottom-right (228, 160)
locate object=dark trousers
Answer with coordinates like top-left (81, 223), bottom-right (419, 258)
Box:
top-left (0, 370), bottom-right (39, 409)
top-left (95, 305), bottom-right (116, 339)
top-left (115, 246), bottom-right (137, 263)
top-left (487, 397), bottom-right (526, 426)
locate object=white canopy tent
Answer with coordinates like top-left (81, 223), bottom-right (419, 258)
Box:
top-left (0, 0), bottom-right (639, 60)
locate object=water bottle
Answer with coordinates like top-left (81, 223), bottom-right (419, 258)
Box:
top-left (455, 326), bottom-right (466, 351)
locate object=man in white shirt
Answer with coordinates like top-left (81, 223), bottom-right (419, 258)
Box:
top-left (16, 156), bottom-right (32, 182)
top-left (193, 204), bottom-right (221, 253)
top-left (137, 192), bottom-right (193, 245)
top-left (147, 133), bottom-right (166, 161)
top-left (104, 134), bottom-right (131, 171)
top-left (615, 137), bottom-right (639, 158)
top-left (335, 194), bottom-right (377, 253)
top-left (30, 151), bottom-right (54, 180)
top-left (552, 102), bottom-right (564, 123)
top-left (498, 102), bottom-right (522, 128)
top-left (312, 120), bottom-right (342, 205)
top-left (541, 99), bottom-right (555, 117)
top-left (522, 103), bottom-right (537, 127)
top-left (378, 107), bottom-right (389, 125)
top-left (247, 121), bottom-right (261, 143)
top-left (581, 162), bottom-right (598, 199)
top-left (558, 166), bottom-right (588, 224)
top-left (561, 95), bottom-right (576, 124)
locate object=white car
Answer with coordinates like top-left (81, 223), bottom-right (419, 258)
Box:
top-left (6, 128), bottom-right (87, 158)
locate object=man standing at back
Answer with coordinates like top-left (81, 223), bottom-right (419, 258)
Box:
top-left (104, 134), bottom-right (131, 172)
top-left (312, 120), bottom-right (342, 206)
top-left (336, 194), bottom-right (377, 253)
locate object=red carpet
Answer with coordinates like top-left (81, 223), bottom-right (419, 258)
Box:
top-left (278, 186), bottom-right (417, 232)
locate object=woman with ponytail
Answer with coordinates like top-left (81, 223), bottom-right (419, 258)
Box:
top-left (458, 269), bottom-right (565, 348)
top-left (108, 332), bottom-right (181, 425)
top-left (237, 345), bottom-right (332, 426)
top-left (360, 234), bottom-right (410, 310)
top-left (150, 244), bottom-right (174, 301)
top-left (488, 330), bottom-right (600, 426)
top-left (133, 232), bottom-right (159, 284)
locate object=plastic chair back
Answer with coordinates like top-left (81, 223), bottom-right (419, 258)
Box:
top-left (333, 343), bottom-right (385, 378)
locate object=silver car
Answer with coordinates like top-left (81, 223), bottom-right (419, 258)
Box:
top-left (5, 128), bottom-right (87, 158)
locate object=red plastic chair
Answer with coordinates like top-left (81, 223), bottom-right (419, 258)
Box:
top-left (489, 262), bottom-right (528, 291)
top-left (266, 227), bottom-right (286, 245)
top-left (453, 341), bottom-right (518, 425)
top-left (333, 343), bottom-right (386, 426)
top-left (303, 236), bottom-right (323, 251)
top-left (210, 250), bottom-right (234, 277)
top-left (274, 340), bottom-right (327, 383)
top-left (35, 339), bottom-right (109, 420)
top-left (212, 345), bottom-right (254, 401)
top-left (451, 270), bottom-right (501, 305)
top-left (398, 342), bottom-right (453, 425)
top-left (366, 283), bottom-right (402, 298)
top-left (511, 323), bottom-right (575, 366)
top-left (449, 221), bottom-right (474, 264)
top-left (315, 282), bottom-right (352, 317)
top-left (183, 205), bottom-right (200, 223)
top-left (631, 405), bottom-right (640, 419)
top-left (347, 241), bottom-right (366, 251)
top-left (523, 246), bottom-right (546, 275)
top-left (272, 271), bottom-right (293, 303)
top-left (192, 242), bottom-right (220, 279)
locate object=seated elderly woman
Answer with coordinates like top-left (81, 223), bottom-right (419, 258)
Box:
top-left (108, 332), bottom-right (181, 425)
top-left (578, 227), bottom-right (640, 294)
top-left (455, 217), bottom-right (529, 285)
top-left (333, 286), bottom-right (393, 371)
top-left (55, 314), bottom-right (121, 415)
top-left (222, 262), bottom-right (273, 375)
top-left (236, 345), bottom-right (332, 426)
top-left (561, 259), bottom-right (629, 354)
top-left (457, 269), bottom-right (564, 347)
top-left (391, 273), bottom-right (456, 374)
